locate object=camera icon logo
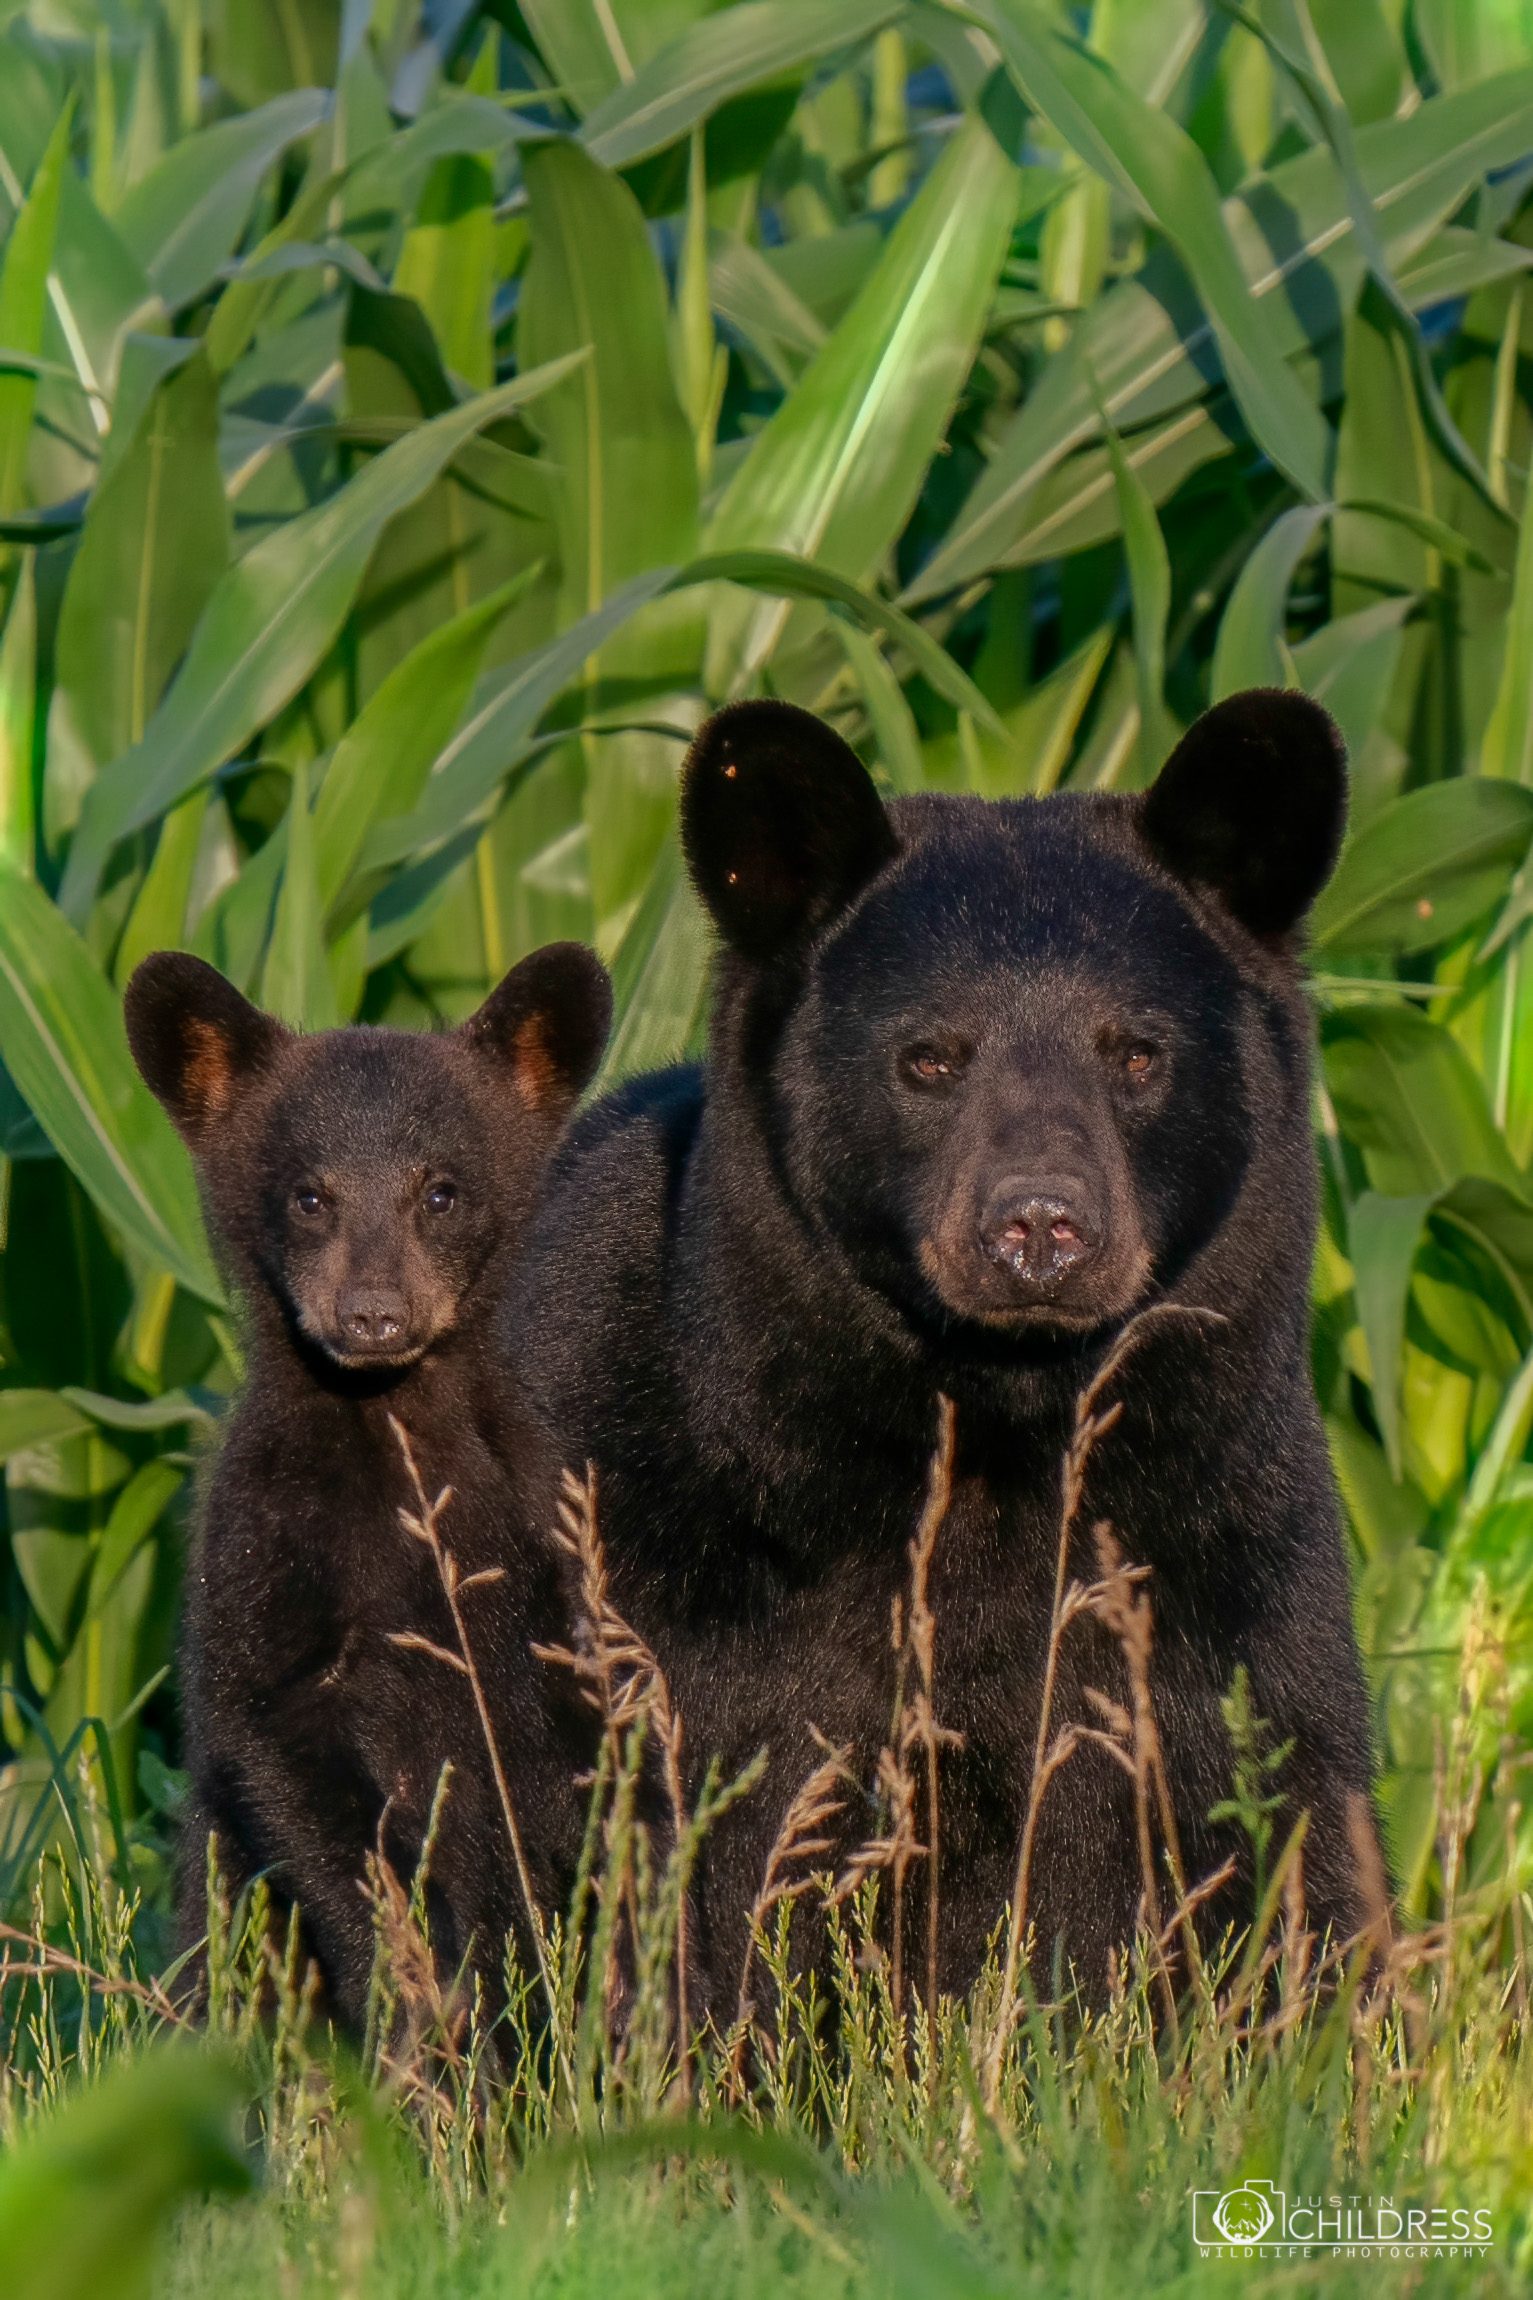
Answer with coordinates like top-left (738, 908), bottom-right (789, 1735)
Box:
top-left (1192, 2178), bottom-right (1283, 2247)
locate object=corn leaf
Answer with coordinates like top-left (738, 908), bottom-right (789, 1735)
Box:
top-left (60, 355), bottom-right (587, 917)
top-left (704, 113), bottom-right (1018, 682)
top-left (0, 867), bottom-right (220, 1304)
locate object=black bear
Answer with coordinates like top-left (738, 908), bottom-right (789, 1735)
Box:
top-left (510, 689), bottom-right (1385, 2013)
top-left (126, 945), bottom-right (611, 2030)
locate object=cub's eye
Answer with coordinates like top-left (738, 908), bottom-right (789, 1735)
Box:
top-left (293, 1186), bottom-right (326, 1218)
top-left (423, 1182), bottom-right (458, 1216)
top-left (900, 1041), bottom-right (969, 1089)
top-left (1122, 1044), bottom-right (1158, 1081)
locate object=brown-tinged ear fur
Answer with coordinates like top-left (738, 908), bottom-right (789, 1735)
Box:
top-left (461, 942), bottom-right (612, 1120)
top-left (124, 953), bottom-right (289, 1147)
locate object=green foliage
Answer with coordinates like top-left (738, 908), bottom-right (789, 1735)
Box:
top-left (0, 0), bottom-right (1532, 1982)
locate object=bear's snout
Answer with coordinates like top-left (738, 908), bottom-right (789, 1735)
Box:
top-left (980, 1178), bottom-right (1099, 1295)
top-left (337, 1284), bottom-right (411, 1353)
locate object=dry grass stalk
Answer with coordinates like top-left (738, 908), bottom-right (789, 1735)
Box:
top-left (833, 1744), bottom-right (924, 1944)
top-left (982, 1302), bottom-right (1219, 2110)
top-left (531, 1463), bottom-right (694, 2090)
top-left (1155, 1854), bottom-right (1237, 1958)
top-left (0, 1921), bottom-right (187, 2026)
top-left (906, 1393), bottom-right (959, 2037)
top-left (362, 1822), bottom-right (472, 2168)
top-left (736, 1737), bottom-right (853, 2034)
top-left (1276, 1841), bottom-right (1313, 2028)
top-left (384, 1415), bottom-right (566, 2087)
top-left (1077, 1522), bottom-right (1204, 2022)
top-left (827, 1397), bottom-right (962, 2041)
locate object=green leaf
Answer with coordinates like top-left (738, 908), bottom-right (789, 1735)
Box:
top-left (60, 1385), bottom-right (216, 1432)
top-left (1350, 1179), bottom-right (1533, 1473)
top-left (581, 0), bottom-right (901, 172)
top-left (0, 867), bottom-right (221, 1305)
top-left (1101, 409), bottom-right (1171, 782)
top-left (520, 141), bottom-right (699, 626)
top-left (983, 0), bottom-right (1331, 501)
top-left (1212, 504), bottom-right (1330, 698)
top-left (691, 548), bottom-right (1020, 746)
top-left (836, 621), bottom-right (925, 794)
top-left (518, 0), bottom-right (638, 116)
top-left (0, 1389), bottom-right (92, 1462)
top-left (361, 571), bottom-right (680, 875)
top-left (1290, 596), bottom-right (1411, 761)
top-left (114, 788), bottom-right (211, 985)
top-left (1313, 781), bottom-right (1533, 956)
top-left (704, 113), bottom-right (1019, 683)
top-left (596, 832), bottom-right (711, 1085)
top-left (60, 357), bottom-right (587, 919)
top-left (906, 67), bottom-right (1533, 601)
top-left (0, 549), bottom-right (36, 873)
top-left (316, 576), bottom-right (531, 918)
top-left (86, 1456), bottom-right (183, 1622)
top-left (1226, 0), bottom-right (1504, 523)
top-left (393, 154), bottom-right (496, 393)
top-left (0, 2048), bottom-right (249, 2300)
top-left (362, 549), bottom-right (1016, 885)
top-left (1323, 1005), bottom-right (1523, 1197)
top-left (52, 342), bottom-right (229, 778)
top-left (1480, 451), bottom-right (1533, 784)
top-left (0, 106), bottom-right (70, 516)
top-left (519, 140), bottom-right (702, 932)
top-left (261, 760), bottom-right (335, 1030)
top-left (114, 90), bottom-right (329, 311)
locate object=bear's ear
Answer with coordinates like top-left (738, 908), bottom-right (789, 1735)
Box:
top-left (124, 953), bottom-right (288, 1146)
top-left (461, 941), bottom-right (612, 1119)
top-left (680, 700), bottom-right (898, 960)
top-left (1138, 688), bottom-right (1348, 939)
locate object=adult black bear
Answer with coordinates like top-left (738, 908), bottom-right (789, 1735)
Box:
top-left (126, 946), bottom-right (611, 2030)
top-left (511, 690), bottom-right (1386, 2014)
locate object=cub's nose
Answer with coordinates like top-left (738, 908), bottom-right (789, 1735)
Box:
top-left (980, 1180), bottom-right (1100, 1294)
top-left (337, 1287), bottom-right (409, 1349)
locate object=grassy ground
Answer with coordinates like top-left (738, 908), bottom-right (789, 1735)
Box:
top-left (5, 1353), bottom-right (1532, 2299)
top-left (3, 1722), bottom-right (1531, 2299)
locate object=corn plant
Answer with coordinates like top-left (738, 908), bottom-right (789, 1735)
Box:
top-left (1, 0), bottom-right (1532, 1938)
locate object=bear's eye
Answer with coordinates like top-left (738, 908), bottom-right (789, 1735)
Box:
top-left (293, 1185), bottom-right (326, 1219)
top-left (900, 1041), bottom-right (969, 1090)
top-left (423, 1181), bottom-right (458, 1216)
top-left (1122, 1044), bottom-right (1158, 1081)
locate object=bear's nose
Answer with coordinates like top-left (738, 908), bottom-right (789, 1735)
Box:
top-left (337, 1287), bottom-right (409, 1349)
top-left (980, 1181), bottom-right (1099, 1293)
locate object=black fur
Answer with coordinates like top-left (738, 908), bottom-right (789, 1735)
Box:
top-left (509, 694), bottom-right (1383, 2011)
top-left (126, 947), bottom-right (611, 2028)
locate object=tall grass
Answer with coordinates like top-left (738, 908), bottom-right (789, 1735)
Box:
top-left (2, 1366), bottom-right (1530, 2296)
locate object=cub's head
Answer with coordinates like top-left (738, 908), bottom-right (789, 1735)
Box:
top-left (126, 947), bottom-right (611, 1372)
top-left (681, 690), bottom-right (1345, 1345)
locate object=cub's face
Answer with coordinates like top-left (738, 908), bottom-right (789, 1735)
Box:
top-left (681, 690), bottom-right (1346, 1350)
top-left (249, 1037), bottom-right (520, 1368)
top-left (126, 946), bottom-right (611, 1373)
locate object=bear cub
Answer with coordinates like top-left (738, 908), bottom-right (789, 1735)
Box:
top-left (126, 944), bottom-right (611, 2029)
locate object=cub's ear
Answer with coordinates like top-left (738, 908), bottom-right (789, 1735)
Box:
top-left (1139, 689), bottom-right (1347, 939)
top-left (680, 700), bottom-right (898, 960)
top-left (124, 953), bottom-right (288, 1147)
top-left (462, 942), bottom-right (612, 1120)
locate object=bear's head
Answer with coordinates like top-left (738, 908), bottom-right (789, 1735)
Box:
top-left (126, 947), bottom-right (611, 1372)
top-left (681, 689), bottom-right (1345, 1345)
